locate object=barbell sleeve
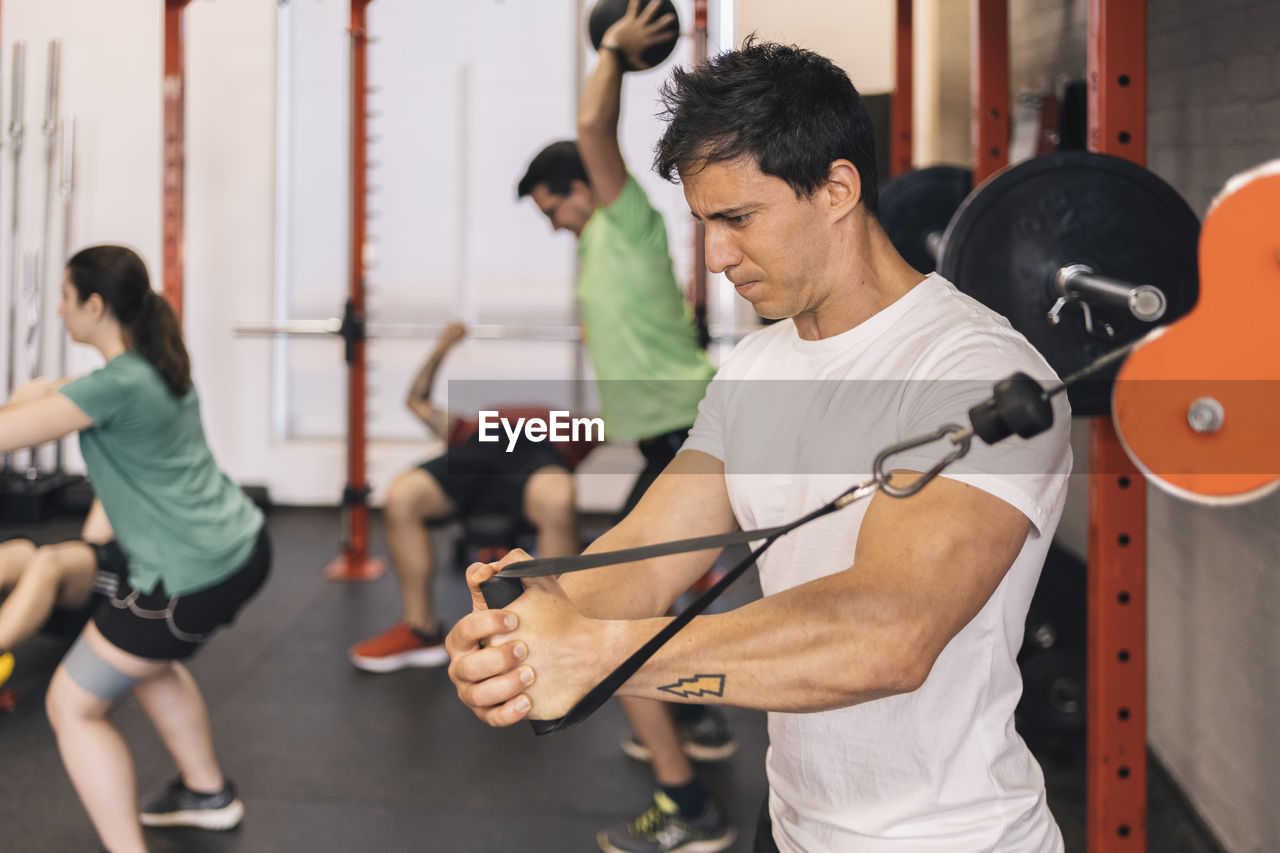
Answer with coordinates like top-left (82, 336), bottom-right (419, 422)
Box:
top-left (1055, 264), bottom-right (1168, 322)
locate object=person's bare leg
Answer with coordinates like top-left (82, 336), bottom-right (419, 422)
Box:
top-left (134, 660), bottom-right (225, 793)
top-left (383, 468), bottom-right (454, 634)
top-left (0, 542), bottom-right (96, 653)
top-left (0, 539), bottom-right (37, 598)
top-left (46, 623), bottom-right (173, 853)
top-left (523, 466), bottom-right (579, 559)
top-left (80, 499), bottom-right (114, 545)
top-left (619, 696), bottom-right (697, 786)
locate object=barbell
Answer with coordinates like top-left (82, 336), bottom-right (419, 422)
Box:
top-left (235, 319), bottom-right (584, 343)
top-left (884, 153), bottom-right (1280, 505)
top-left (235, 315), bottom-right (760, 346)
top-left (881, 152), bottom-right (1200, 416)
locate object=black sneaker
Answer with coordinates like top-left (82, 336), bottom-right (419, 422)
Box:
top-left (139, 777), bottom-right (244, 830)
top-left (621, 707), bottom-right (738, 763)
top-left (598, 791), bottom-right (735, 853)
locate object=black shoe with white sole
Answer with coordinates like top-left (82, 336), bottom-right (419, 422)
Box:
top-left (139, 777), bottom-right (244, 830)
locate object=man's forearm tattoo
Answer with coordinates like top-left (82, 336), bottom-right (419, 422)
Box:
top-left (658, 674), bottom-right (726, 699)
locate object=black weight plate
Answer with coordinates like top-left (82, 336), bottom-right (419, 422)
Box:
top-left (880, 165), bottom-right (972, 273)
top-left (1017, 647), bottom-right (1086, 735)
top-left (938, 151), bottom-right (1200, 415)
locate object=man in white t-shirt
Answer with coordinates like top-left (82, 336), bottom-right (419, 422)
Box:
top-left (447, 39), bottom-right (1072, 853)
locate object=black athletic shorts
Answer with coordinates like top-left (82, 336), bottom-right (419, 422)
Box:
top-left (90, 526), bottom-right (272, 661)
top-left (422, 431), bottom-right (568, 522)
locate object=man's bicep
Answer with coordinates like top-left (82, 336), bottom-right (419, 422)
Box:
top-left (853, 474), bottom-right (1031, 665)
top-left (622, 449), bottom-right (736, 537)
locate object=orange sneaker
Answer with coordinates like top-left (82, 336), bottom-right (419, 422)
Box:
top-left (348, 623), bottom-right (448, 673)
top-left (687, 567), bottom-right (727, 594)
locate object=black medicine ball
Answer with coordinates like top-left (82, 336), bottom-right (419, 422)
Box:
top-left (587, 0), bottom-right (681, 71)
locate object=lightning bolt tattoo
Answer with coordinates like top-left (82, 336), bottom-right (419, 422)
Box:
top-left (658, 674), bottom-right (726, 699)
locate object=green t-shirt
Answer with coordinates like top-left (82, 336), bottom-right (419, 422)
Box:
top-left (576, 174), bottom-right (716, 441)
top-left (59, 350), bottom-right (263, 596)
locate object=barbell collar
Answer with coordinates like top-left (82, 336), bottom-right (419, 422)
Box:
top-left (925, 231), bottom-right (944, 265)
top-left (1055, 264), bottom-right (1168, 322)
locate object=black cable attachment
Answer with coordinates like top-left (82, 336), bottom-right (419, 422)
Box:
top-left (338, 298), bottom-right (367, 366)
top-left (341, 484), bottom-right (371, 507)
top-left (968, 372), bottom-right (1056, 444)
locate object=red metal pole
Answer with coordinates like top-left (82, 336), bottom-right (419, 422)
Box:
top-left (162, 0), bottom-right (191, 323)
top-left (890, 0), bottom-right (913, 177)
top-left (1086, 1), bottom-right (1148, 850)
top-left (971, 0), bottom-right (1009, 184)
top-left (690, 0), bottom-right (708, 340)
top-left (327, 0), bottom-right (384, 581)
top-left (1088, 0), bottom-right (1146, 158)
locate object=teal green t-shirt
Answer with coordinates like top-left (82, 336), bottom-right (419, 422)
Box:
top-left (59, 351), bottom-right (263, 596)
top-left (577, 174), bottom-right (716, 441)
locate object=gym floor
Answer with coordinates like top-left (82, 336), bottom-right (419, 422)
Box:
top-left (0, 507), bottom-right (1225, 853)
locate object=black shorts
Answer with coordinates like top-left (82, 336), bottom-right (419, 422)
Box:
top-left (90, 526), bottom-right (272, 661)
top-left (422, 431), bottom-right (568, 522)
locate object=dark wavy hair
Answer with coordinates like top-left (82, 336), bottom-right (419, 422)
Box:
top-left (517, 140), bottom-right (590, 198)
top-left (66, 245), bottom-right (192, 396)
top-left (654, 38), bottom-right (879, 214)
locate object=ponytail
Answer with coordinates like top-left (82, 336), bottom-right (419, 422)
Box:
top-left (135, 292), bottom-right (192, 396)
top-left (66, 245), bottom-right (192, 397)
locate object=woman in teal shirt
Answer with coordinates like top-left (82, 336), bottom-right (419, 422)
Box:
top-left (0, 245), bottom-right (270, 853)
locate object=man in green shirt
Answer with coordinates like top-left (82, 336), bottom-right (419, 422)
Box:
top-left (516, 4), bottom-right (734, 851)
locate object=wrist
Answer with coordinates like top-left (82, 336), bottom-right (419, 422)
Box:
top-left (607, 616), bottom-right (669, 685)
top-left (600, 43), bottom-right (627, 62)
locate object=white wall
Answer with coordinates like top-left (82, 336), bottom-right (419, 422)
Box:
top-left (268, 0), bottom-right (707, 507)
top-left (737, 0), bottom-right (895, 94)
top-left (182, 1), bottom-right (282, 498)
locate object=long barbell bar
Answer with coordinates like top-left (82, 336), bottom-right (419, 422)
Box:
top-left (235, 320), bottom-right (764, 345)
top-left (235, 320), bottom-right (583, 342)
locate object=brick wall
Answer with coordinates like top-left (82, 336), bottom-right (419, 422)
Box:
top-left (1149, 0), bottom-right (1280, 214)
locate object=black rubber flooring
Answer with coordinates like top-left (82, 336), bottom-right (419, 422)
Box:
top-left (0, 507), bottom-right (1224, 853)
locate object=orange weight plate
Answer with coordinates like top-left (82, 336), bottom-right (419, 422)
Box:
top-left (1113, 161), bottom-right (1280, 504)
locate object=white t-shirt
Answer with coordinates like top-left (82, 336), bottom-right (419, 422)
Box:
top-left (683, 274), bottom-right (1072, 852)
